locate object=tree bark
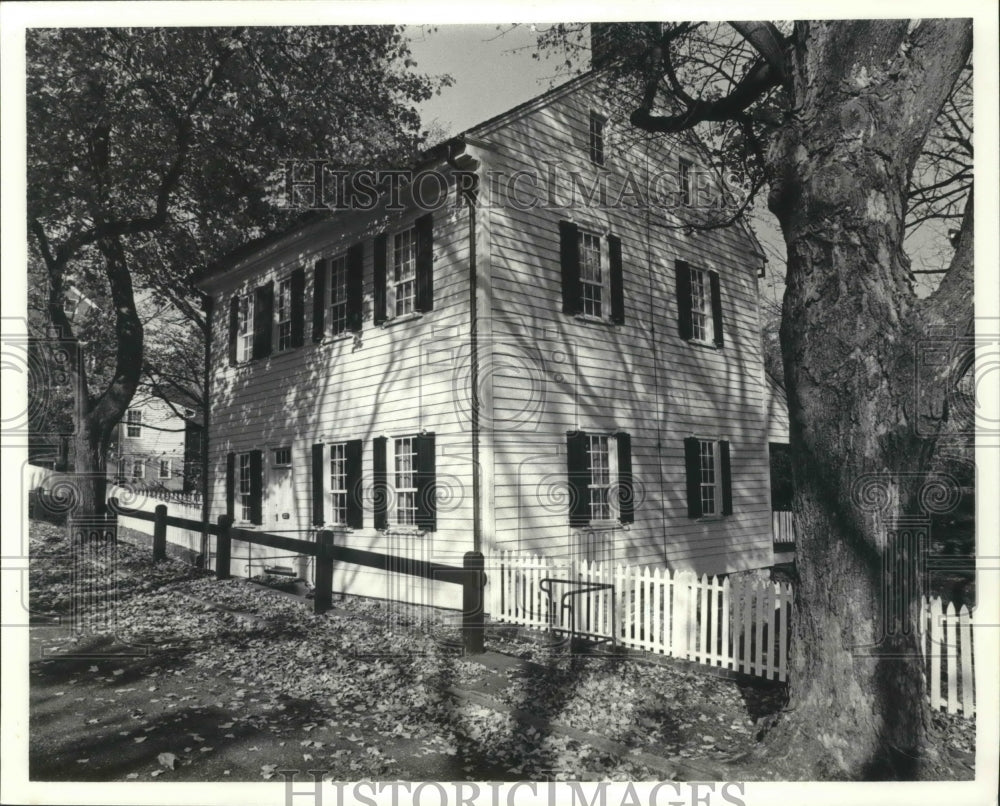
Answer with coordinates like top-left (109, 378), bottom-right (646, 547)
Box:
top-left (761, 20), bottom-right (972, 778)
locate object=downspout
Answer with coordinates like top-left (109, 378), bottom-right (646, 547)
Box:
top-left (446, 139), bottom-right (481, 553)
top-left (199, 292), bottom-right (213, 566)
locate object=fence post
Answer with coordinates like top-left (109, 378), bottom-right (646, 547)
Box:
top-left (462, 551), bottom-right (486, 655)
top-left (216, 514), bottom-right (233, 580)
top-left (153, 504), bottom-right (168, 561)
top-left (314, 530), bottom-right (334, 614)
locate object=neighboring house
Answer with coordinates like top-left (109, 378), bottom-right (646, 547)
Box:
top-left (196, 71), bottom-right (781, 606)
top-left (110, 394), bottom-right (201, 492)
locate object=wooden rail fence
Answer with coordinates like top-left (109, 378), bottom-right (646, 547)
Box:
top-left (107, 498), bottom-right (488, 653)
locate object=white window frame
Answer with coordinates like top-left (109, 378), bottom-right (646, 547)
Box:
top-left (589, 111), bottom-right (607, 166)
top-left (698, 439), bottom-right (722, 518)
top-left (238, 452), bottom-right (253, 523)
top-left (586, 433), bottom-right (619, 524)
top-left (391, 436), bottom-right (418, 528)
top-left (328, 442), bottom-right (349, 526)
top-left (577, 228), bottom-right (611, 321)
top-left (389, 226), bottom-right (417, 319)
top-left (328, 253), bottom-right (350, 336)
top-left (679, 157), bottom-right (693, 207)
top-left (275, 276), bottom-right (293, 352)
top-left (272, 446), bottom-right (292, 467)
top-left (131, 458), bottom-right (145, 480)
top-left (125, 408), bottom-right (142, 438)
top-left (236, 292), bottom-right (254, 363)
top-left (688, 266), bottom-right (715, 344)
top-left (158, 458), bottom-right (171, 480)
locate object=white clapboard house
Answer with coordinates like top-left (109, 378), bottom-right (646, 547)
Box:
top-left (196, 72), bottom-right (780, 608)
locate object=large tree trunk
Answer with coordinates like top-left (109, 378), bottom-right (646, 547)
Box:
top-left (761, 20), bottom-right (972, 778)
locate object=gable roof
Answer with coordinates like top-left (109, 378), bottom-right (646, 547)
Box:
top-left (197, 67), bottom-right (766, 284)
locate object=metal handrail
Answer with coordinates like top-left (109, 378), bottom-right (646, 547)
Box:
top-left (539, 577), bottom-right (617, 647)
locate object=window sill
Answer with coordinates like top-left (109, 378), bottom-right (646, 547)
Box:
top-left (573, 313), bottom-right (618, 327)
top-left (378, 526), bottom-right (427, 535)
top-left (380, 311), bottom-right (425, 328)
top-left (685, 338), bottom-right (723, 351)
top-left (319, 331), bottom-right (357, 346)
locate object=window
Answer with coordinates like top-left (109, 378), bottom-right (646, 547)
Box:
top-left (126, 409), bottom-right (142, 438)
top-left (131, 458), bottom-right (145, 480)
top-left (589, 112), bottom-right (606, 165)
top-left (578, 231), bottom-right (604, 318)
top-left (587, 435), bottom-right (613, 521)
top-left (567, 431), bottom-right (633, 526)
top-left (679, 158), bottom-right (693, 207)
top-left (273, 447), bottom-right (291, 466)
top-left (394, 436), bottom-right (418, 526)
top-left (372, 433), bottom-right (436, 530)
top-left (374, 215), bottom-right (434, 325)
top-left (684, 437), bottom-right (733, 518)
top-left (238, 452), bottom-right (253, 522)
top-left (158, 459), bottom-right (171, 480)
top-left (226, 450), bottom-right (262, 524)
top-left (699, 440), bottom-right (718, 515)
top-left (328, 254), bottom-right (349, 335)
top-left (275, 277), bottom-right (293, 351)
top-left (558, 221), bottom-right (625, 324)
top-left (675, 261), bottom-right (723, 347)
top-left (392, 228), bottom-right (417, 317)
top-left (236, 293), bottom-right (254, 363)
top-left (311, 440), bottom-right (363, 528)
top-left (689, 267), bottom-right (712, 343)
top-left (329, 443), bottom-right (348, 525)
top-left (117, 458), bottom-right (126, 482)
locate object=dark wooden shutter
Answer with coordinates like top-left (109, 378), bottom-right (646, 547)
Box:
top-left (567, 430), bottom-right (590, 527)
top-left (312, 259), bottom-right (326, 342)
top-left (225, 452), bottom-right (235, 518)
top-left (684, 437), bottom-right (702, 518)
top-left (248, 449), bottom-right (263, 524)
top-left (415, 213), bottom-right (434, 312)
top-left (559, 220), bottom-right (581, 315)
top-left (345, 439), bottom-right (363, 528)
top-left (228, 296), bottom-right (239, 366)
top-left (312, 443), bottom-right (325, 526)
top-left (676, 261), bottom-right (693, 341)
top-left (373, 234), bottom-right (388, 325)
top-left (608, 234), bottom-right (625, 324)
top-left (415, 432), bottom-right (436, 531)
top-left (709, 270), bottom-right (724, 348)
top-left (616, 432), bottom-right (634, 524)
top-left (290, 268), bottom-right (305, 348)
top-left (373, 436), bottom-right (388, 529)
top-left (347, 243), bottom-right (364, 332)
top-left (719, 440), bottom-right (733, 516)
top-left (252, 282), bottom-right (273, 359)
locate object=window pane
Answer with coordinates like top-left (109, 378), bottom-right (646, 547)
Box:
top-left (689, 268), bottom-right (712, 342)
top-left (393, 229), bottom-right (416, 316)
top-left (394, 437), bottom-right (417, 525)
top-left (329, 255), bottom-right (349, 335)
top-left (578, 231), bottom-right (603, 318)
top-left (239, 453), bottom-right (252, 521)
top-left (329, 443), bottom-right (347, 525)
top-left (276, 278), bottom-right (292, 351)
top-left (588, 435), bottom-right (611, 521)
top-left (699, 439), bottom-right (716, 516)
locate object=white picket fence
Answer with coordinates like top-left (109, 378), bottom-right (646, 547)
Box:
top-left (486, 549), bottom-right (793, 682)
top-left (921, 596), bottom-right (976, 717)
top-left (486, 549), bottom-right (977, 717)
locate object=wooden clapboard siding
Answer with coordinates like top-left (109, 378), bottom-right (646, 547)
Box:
top-left (202, 73), bottom-right (778, 593)
top-left (476, 75), bottom-right (773, 576)
top-left (202, 181), bottom-right (478, 595)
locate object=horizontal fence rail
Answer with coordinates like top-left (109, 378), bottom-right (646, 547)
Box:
top-left (107, 498), bottom-right (487, 653)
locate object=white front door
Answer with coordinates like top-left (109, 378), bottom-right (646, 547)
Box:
top-left (269, 465), bottom-right (294, 526)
